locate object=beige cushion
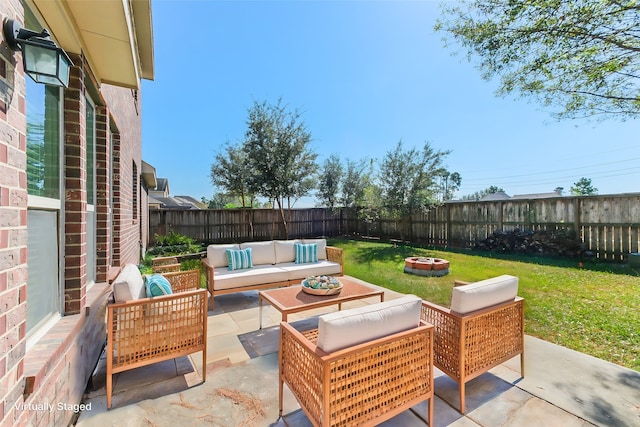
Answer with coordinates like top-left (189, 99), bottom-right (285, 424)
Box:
top-left (207, 243), bottom-right (240, 268)
top-left (316, 295), bottom-right (422, 353)
top-left (278, 261), bottom-right (342, 282)
top-left (113, 264), bottom-right (145, 302)
top-left (240, 241), bottom-right (276, 265)
top-left (274, 240), bottom-right (300, 263)
top-left (450, 275), bottom-right (518, 315)
top-left (302, 238), bottom-right (327, 260)
top-left (212, 264), bottom-right (289, 290)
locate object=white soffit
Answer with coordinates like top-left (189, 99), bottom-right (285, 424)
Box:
top-left (31, 0), bottom-right (154, 89)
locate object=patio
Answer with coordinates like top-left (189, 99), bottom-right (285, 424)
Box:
top-left (76, 277), bottom-right (640, 426)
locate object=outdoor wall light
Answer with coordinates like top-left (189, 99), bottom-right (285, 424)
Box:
top-left (2, 18), bottom-right (73, 88)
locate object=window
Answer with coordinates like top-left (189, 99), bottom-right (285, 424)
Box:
top-left (25, 5), bottom-right (63, 336)
top-left (86, 96), bottom-right (96, 285)
top-left (133, 161), bottom-right (138, 220)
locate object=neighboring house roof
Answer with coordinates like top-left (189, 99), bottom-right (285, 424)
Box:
top-left (480, 191), bottom-right (511, 201)
top-left (174, 196), bottom-right (207, 209)
top-left (511, 190), bottom-right (564, 200)
top-left (149, 195), bottom-right (203, 210)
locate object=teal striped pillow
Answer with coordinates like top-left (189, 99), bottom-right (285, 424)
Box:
top-left (226, 248), bottom-right (253, 270)
top-left (295, 243), bottom-right (318, 264)
top-left (145, 274), bottom-right (173, 297)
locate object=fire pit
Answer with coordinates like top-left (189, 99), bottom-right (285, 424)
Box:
top-left (404, 257), bottom-right (450, 277)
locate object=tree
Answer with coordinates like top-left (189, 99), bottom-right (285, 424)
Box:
top-left (340, 158), bottom-right (372, 208)
top-left (316, 154), bottom-right (344, 209)
top-left (437, 171), bottom-right (462, 202)
top-left (436, 1), bottom-right (640, 120)
top-left (571, 177), bottom-right (598, 196)
top-left (210, 142), bottom-right (255, 207)
top-left (378, 141), bottom-right (450, 240)
top-left (243, 99), bottom-right (317, 237)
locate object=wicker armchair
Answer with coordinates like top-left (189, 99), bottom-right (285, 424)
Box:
top-left (420, 275), bottom-right (524, 414)
top-left (152, 256), bottom-right (181, 273)
top-left (279, 320), bottom-right (434, 427)
top-left (106, 269), bottom-right (208, 409)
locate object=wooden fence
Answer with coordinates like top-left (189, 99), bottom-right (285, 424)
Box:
top-left (149, 193), bottom-right (640, 261)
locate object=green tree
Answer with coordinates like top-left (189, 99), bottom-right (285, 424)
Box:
top-left (341, 158), bottom-right (372, 208)
top-left (571, 177), bottom-right (598, 196)
top-left (436, 1), bottom-right (640, 120)
top-left (243, 99), bottom-right (317, 238)
top-left (210, 142), bottom-right (255, 207)
top-left (438, 171), bottom-right (462, 202)
top-left (316, 154), bottom-right (344, 209)
top-left (378, 141), bottom-right (450, 240)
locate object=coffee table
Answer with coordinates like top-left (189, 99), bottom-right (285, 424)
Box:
top-left (258, 277), bottom-right (385, 329)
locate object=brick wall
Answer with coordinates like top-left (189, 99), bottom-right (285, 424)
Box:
top-left (0, 3), bottom-right (147, 425)
top-left (0, 0), bottom-right (29, 425)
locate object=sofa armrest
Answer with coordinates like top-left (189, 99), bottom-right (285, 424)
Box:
top-left (326, 246), bottom-right (344, 275)
top-left (163, 269), bottom-right (201, 293)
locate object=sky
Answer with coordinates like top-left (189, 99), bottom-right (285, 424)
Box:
top-left (142, 0), bottom-right (640, 206)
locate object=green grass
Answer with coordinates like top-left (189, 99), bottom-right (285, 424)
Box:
top-left (329, 238), bottom-right (640, 372)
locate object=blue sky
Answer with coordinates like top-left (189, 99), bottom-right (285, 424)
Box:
top-left (142, 0), bottom-right (640, 205)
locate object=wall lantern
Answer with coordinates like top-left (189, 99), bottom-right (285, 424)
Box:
top-left (2, 18), bottom-right (73, 88)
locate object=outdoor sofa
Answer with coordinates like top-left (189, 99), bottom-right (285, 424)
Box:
top-left (420, 274), bottom-right (524, 413)
top-left (106, 265), bottom-right (208, 409)
top-left (279, 295), bottom-right (434, 427)
top-left (202, 238), bottom-right (344, 310)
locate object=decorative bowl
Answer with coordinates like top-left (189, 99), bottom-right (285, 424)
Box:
top-left (301, 276), bottom-right (343, 295)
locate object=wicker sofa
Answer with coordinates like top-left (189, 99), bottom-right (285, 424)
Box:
top-left (106, 265), bottom-right (208, 409)
top-left (279, 295), bottom-right (434, 427)
top-left (202, 239), bottom-right (344, 310)
top-left (420, 274), bottom-right (524, 414)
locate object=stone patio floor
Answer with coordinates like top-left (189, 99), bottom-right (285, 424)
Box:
top-left (76, 276), bottom-right (640, 426)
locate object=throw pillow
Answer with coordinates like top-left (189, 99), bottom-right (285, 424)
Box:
top-left (295, 242), bottom-right (318, 264)
top-left (145, 274), bottom-right (173, 297)
top-left (226, 247), bottom-right (253, 270)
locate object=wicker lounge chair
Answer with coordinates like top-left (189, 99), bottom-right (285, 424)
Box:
top-left (279, 295), bottom-right (434, 427)
top-left (106, 269), bottom-right (208, 409)
top-left (420, 275), bottom-right (524, 413)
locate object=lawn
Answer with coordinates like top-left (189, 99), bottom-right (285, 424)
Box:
top-left (329, 238), bottom-right (640, 372)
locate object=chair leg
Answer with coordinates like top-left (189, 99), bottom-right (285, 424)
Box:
top-left (520, 352), bottom-right (525, 378)
top-left (106, 372), bottom-right (113, 409)
top-left (459, 382), bottom-right (466, 414)
top-left (428, 396), bottom-right (433, 426)
top-left (278, 378), bottom-right (284, 417)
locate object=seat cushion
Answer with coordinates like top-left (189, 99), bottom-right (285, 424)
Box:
top-left (207, 243), bottom-right (240, 268)
top-left (316, 295), bottom-right (422, 353)
top-left (278, 261), bottom-right (342, 282)
top-left (212, 264), bottom-right (289, 290)
top-left (113, 264), bottom-right (145, 302)
top-left (240, 241), bottom-right (276, 265)
top-left (450, 274), bottom-right (518, 314)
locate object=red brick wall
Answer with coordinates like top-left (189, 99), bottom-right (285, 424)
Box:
top-left (0, 3), bottom-right (147, 425)
top-left (101, 86), bottom-right (143, 266)
top-left (0, 1), bottom-right (29, 425)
